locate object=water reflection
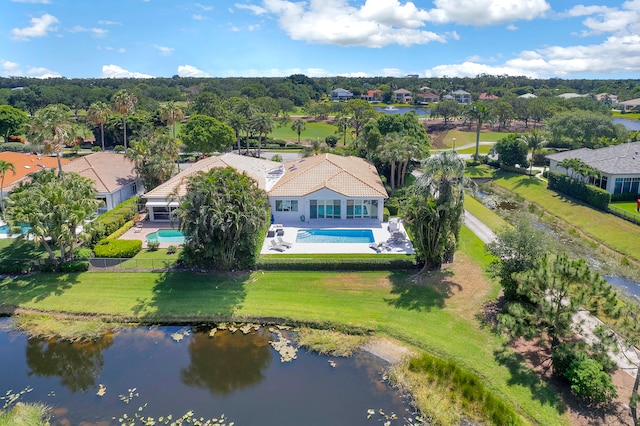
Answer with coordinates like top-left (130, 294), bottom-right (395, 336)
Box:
top-left (181, 328), bottom-right (272, 395)
top-left (25, 334), bottom-right (114, 392)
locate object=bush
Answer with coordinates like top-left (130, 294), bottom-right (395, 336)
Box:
top-left (94, 239), bottom-right (142, 258)
top-left (113, 145), bottom-right (125, 153)
top-left (74, 247), bottom-right (94, 260)
top-left (547, 171), bottom-right (611, 210)
top-left (566, 358), bottom-right (617, 403)
top-left (0, 260), bottom-right (32, 274)
top-left (106, 219), bottom-right (135, 240)
top-left (0, 142), bottom-right (30, 152)
top-left (91, 146), bottom-right (102, 152)
top-left (256, 256), bottom-right (417, 271)
top-left (147, 241), bottom-right (160, 251)
top-left (551, 343), bottom-right (588, 377)
top-left (383, 207), bottom-right (390, 222)
top-left (58, 261), bottom-right (90, 273)
top-left (87, 197), bottom-right (138, 247)
top-left (166, 245), bottom-right (177, 254)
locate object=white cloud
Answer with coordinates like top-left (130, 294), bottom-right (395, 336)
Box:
top-left (220, 67), bottom-right (333, 77)
top-left (11, 14), bottom-right (59, 40)
top-left (27, 67), bottom-right (62, 78)
top-left (195, 3), bottom-right (214, 11)
top-left (235, 3), bottom-right (268, 15)
top-left (98, 20), bottom-right (122, 26)
top-left (253, 0), bottom-right (445, 47)
top-left (154, 45), bottom-right (175, 56)
top-left (101, 46), bottom-right (126, 53)
top-left (506, 24), bottom-right (518, 31)
top-left (10, 0), bottom-right (50, 3)
top-left (101, 64), bottom-right (153, 78)
top-left (427, 0), bottom-right (550, 25)
top-left (177, 65), bottom-right (210, 77)
top-left (338, 71), bottom-right (371, 77)
top-left (69, 26), bottom-right (109, 38)
top-left (564, 2), bottom-right (640, 36)
top-left (380, 68), bottom-right (405, 77)
top-left (1, 60), bottom-right (22, 76)
top-left (193, 14), bottom-right (206, 20)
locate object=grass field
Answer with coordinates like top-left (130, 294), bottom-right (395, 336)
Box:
top-left (0, 228), bottom-right (568, 425)
top-left (270, 120), bottom-right (353, 145)
top-left (441, 129), bottom-right (510, 148)
top-left (492, 171), bottom-right (640, 263)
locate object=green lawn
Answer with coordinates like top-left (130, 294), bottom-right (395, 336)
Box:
top-left (270, 120), bottom-right (352, 144)
top-left (455, 144), bottom-right (493, 155)
top-left (610, 201), bottom-right (640, 216)
top-left (0, 229), bottom-right (567, 425)
top-left (464, 195), bottom-right (509, 232)
top-left (465, 164), bottom-right (496, 179)
top-left (441, 130), bottom-right (507, 148)
top-left (492, 171), bottom-right (640, 262)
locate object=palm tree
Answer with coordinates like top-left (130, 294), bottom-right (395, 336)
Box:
top-left (112, 90), bottom-right (138, 150)
top-left (335, 116), bottom-right (351, 146)
top-left (464, 102), bottom-right (492, 161)
top-left (0, 160), bottom-right (15, 218)
top-left (160, 101), bottom-right (185, 138)
top-left (250, 112), bottom-right (274, 158)
top-left (405, 151), bottom-right (472, 271)
top-left (226, 113), bottom-right (247, 153)
top-left (399, 136), bottom-right (426, 188)
top-left (86, 101), bottom-right (111, 152)
top-left (29, 104), bottom-right (72, 172)
top-left (518, 129), bottom-right (548, 176)
top-left (291, 119), bottom-right (306, 144)
top-left (234, 99), bottom-right (257, 154)
top-left (378, 135), bottom-right (405, 196)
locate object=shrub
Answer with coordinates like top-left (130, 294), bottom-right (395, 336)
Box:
top-left (94, 239), bottom-right (142, 258)
top-left (166, 245), bottom-right (177, 254)
top-left (0, 260), bottom-right (32, 274)
top-left (58, 260), bottom-right (90, 273)
top-left (256, 256), bottom-right (417, 271)
top-left (551, 343), bottom-right (588, 377)
top-left (74, 247), bottom-right (94, 260)
top-left (113, 145), bottom-right (125, 153)
top-left (147, 241), bottom-right (160, 251)
top-left (383, 207), bottom-right (390, 222)
top-left (106, 220), bottom-right (135, 240)
top-left (566, 358), bottom-right (617, 403)
top-left (91, 146), bottom-right (102, 152)
top-left (87, 197), bottom-right (138, 246)
top-left (547, 171), bottom-right (611, 210)
top-left (0, 142), bottom-right (30, 152)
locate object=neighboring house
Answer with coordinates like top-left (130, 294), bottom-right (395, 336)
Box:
top-left (144, 153), bottom-right (388, 224)
top-left (479, 92), bottom-right (499, 100)
top-left (595, 93), bottom-right (618, 106)
top-left (546, 142), bottom-right (640, 195)
top-left (416, 92), bottom-right (439, 103)
top-left (62, 152), bottom-right (142, 214)
top-left (360, 89), bottom-right (383, 102)
top-left (268, 153), bottom-right (388, 223)
top-left (144, 153), bottom-right (283, 221)
top-left (519, 93), bottom-right (537, 99)
top-left (330, 88), bottom-right (353, 101)
top-left (618, 98), bottom-right (640, 112)
top-left (0, 152), bottom-right (71, 196)
top-left (451, 90), bottom-right (471, 104)
top-left (393, 89), bottom-right (413, 103)
top-left (557, 93), bottom-right (585, 99)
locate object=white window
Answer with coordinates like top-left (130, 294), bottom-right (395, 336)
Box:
top-left (275, 200), bottom-right (298, 212)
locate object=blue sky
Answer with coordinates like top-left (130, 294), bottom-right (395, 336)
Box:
top-left (2, 0), bottom-right (640, 80)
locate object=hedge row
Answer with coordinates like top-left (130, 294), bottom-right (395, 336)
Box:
top-left (93, 239), bottom-right (142, 258)
top-left (547, 171), bottom-right (611, 210)
top-left (256, 257), bottom-right (418, 271)
top-left (87, 197), bottom-right (139, 247)
top-left (499, 163), bottom-right (530, 175)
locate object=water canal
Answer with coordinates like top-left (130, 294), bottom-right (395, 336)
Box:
top-left (0, 318), bottom-right (416, 425)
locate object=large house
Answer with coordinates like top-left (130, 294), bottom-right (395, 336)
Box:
top-left (546, 142), bottom-right (640, 195)
top-left (62, 152), bottom-right (142, 213)
top-left (330, 88), bottom-right (353, 101)
top-left (1, 152), bottom-right (141, 214)
top-left (360, 89), bottom-right (383, 102)
top-left (451, 90), bottom-right (471, 104)
top-left (393, 89), bottom-right (413, 103)
top-left (619, 98), bottom-right (640, 112)
top-left (144, 153), bottom-right (388, 223)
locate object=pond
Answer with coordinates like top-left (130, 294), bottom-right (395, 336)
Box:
top-left (613, 117), bottom-right (640, 130)
top-left (374, 106), bottom-right (431, 116)
top-left (0, 318), bottom-right (417, 425)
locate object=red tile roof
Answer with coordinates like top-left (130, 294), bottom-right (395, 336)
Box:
top-left (0, 152), bottom-right (70, 189)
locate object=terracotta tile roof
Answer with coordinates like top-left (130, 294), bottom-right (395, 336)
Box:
top-left (0, 152), bottom-right (70, 191)
top-left (268, 153), bottom-right (388, 198)
top-left (62, 152), bottom-right (137, 193)
top-left (144, 153), bottom-right (283, 199)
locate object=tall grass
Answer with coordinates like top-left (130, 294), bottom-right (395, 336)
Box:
top-left (0, 402), bottom-right (50, 426)
top-left (400, 353), bottom-right (525, 426)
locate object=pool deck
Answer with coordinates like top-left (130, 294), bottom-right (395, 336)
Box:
top-left (120, 219), bottom-right (415, 254)
top-left (259, 219), bottom-right (414, 255)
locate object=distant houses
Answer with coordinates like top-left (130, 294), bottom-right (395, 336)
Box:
top-left (330, 88), bottom-right (353, 101)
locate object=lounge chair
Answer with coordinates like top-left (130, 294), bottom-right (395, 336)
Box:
top-left (388, 219), bottom-right (399, 233)
top-left (277, 236), bottom-right (293, 248)
top-left (269, 239), bottom-right (288, 252)
top-left (133, 222), bottom-right (143, 233)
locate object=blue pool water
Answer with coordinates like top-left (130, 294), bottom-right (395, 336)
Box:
top-left (146, 229), bottom-right (186, 244)
top-left (0, 224), bottom-right (31, 235)
top-left (296, 229), bottom-right (374, 243)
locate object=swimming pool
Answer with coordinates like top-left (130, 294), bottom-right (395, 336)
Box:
top-left (0, 224), bottom-right (31, 236)
top-left (296, 229), bottom-right (374, 243)
top-left (146, 229), bottom-right (186, 244)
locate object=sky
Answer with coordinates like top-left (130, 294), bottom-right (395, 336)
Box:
top-left (1, 0), bottom-right (640, 80)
